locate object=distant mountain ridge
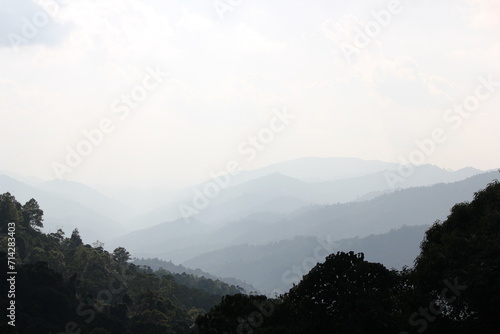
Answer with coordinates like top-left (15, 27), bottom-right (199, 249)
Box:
top-left (110, 170), bottom-right (498, 266)
top-left (0, 157), bottom-right (488, 242)
top-left (0, 159), bottom-right (495, 295)
top-left (35, 179), bottom-right (135, 222)
top-left (229, 156), bottom-right (401, 184)
top-left (0, 175), bottom-right (126, 242)
top-left (125, 162), bottom-right (483, 229)
top-left (183, 225), bottom-right (431, 293)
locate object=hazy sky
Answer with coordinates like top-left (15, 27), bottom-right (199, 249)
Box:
top-left (1, 0), bottom-right (499, 189)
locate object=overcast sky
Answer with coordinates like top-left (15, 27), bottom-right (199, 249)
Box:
top-left (0, 0), bottom-right (499, 189)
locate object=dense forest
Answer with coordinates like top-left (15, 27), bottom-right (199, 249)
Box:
top-left (0, 193), bottom-right (242, 333)
top-left (1, 180), bottom-right (499, 333)
top-left (131, 258), bottom-right (256, 294)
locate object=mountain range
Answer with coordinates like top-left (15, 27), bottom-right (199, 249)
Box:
top-left (1, 157), bottom-right (495, 293)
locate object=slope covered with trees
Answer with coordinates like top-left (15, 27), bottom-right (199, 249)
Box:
top-left (0, 192), bottom-right (242, 334)
top-left (132, 257), bottom-right (255, 294)
top-left (1, 179), bottom-right (499, 333)
top-left (195, 180), bottom-right (500, 333)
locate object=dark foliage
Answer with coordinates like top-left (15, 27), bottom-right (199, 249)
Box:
top-left (1, 180), bottom-right (499, 333)
top-left (195, 181), bottom-right (500, 334)
top-left (0, 193), bottom-right (240, 333)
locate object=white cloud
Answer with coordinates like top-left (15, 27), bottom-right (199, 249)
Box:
top-left (59, 0), bottom-right (177, 63)
top-left (462, 0), bottom-right (500, 29)
top-left (233, 23), bottom-right (286, 53)
top-left (1, 0), bottom-right (500, 187)
top-left (177, 8), bottom-right (214, 31)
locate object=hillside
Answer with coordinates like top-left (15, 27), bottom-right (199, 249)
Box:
top-left (122, 160), bottom-right (482, 229)
top-left (112, 171), bottom-right (497, 265)
top-left (131, 257), bottom-right (256, 294)
top-left (183, 225), bottom-right (430, 293)
top-left (0, 192), bottom-right (243, 333)
top-left (0, 175), bottom-right (126, 241)
top-left (194, 180), bottom-right (500, 334)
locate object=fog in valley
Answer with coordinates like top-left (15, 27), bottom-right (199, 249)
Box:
top-left (1, 0), bottom-right (499, 333)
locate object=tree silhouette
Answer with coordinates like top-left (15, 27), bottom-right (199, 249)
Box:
top-left (284, 251), bottom-right (399, 333)
top-left (414, 180), bottom-right (500, 333)
top-left (21, 198), bottom-right (43, 232)
top-left (113, 246), bottom-right (131, 265)
top-left (0, 192), bottom-right (22, 232)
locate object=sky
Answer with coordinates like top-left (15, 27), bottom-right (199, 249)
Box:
top-left (0, 0), bottom-right (499, 189)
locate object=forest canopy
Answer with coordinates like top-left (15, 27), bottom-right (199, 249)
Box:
top-left (1, 180), bottom-right (499, 333)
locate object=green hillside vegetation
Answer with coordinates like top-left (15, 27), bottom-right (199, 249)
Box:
top-left (132, 257), bottom-right (255, 294)
top-left (1, 179), bottom-right (499, 333)
top-left (141, 265), bottom-right (245, 297)
top-left (195, 180), bottom-right (500, 333)
top-left (0, 193), bottom-right (243, 334)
